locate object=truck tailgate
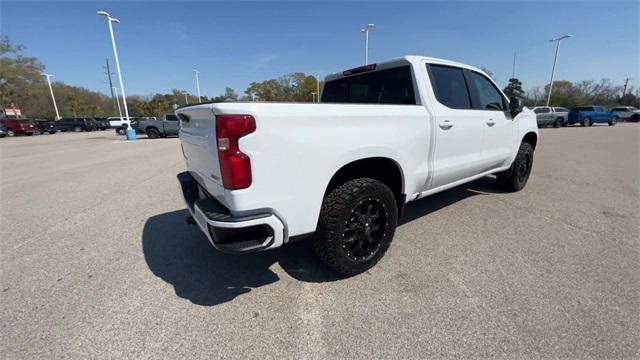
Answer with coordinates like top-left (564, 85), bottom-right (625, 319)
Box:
top-left (177, 106), bottom-right (224, 197)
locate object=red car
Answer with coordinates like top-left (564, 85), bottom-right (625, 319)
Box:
top-left (4, 119), bottom-right (39, 136)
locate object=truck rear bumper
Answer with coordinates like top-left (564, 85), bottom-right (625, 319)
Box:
top-left (177, 171), bottom-right (285, 253)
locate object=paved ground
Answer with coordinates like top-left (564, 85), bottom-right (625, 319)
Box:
top-left (1, 124), bottom-right (638, 359)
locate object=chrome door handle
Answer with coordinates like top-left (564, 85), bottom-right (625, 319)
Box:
top-left (439, 120), bottom-right (453, 130)
top-left (486, 119), bottom-right (496, 127)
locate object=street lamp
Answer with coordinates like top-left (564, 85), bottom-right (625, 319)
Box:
top-left (316, 72), bottom-right (321, 103)
top-left (311, 92), bottom-right (317, 102)
top-left (193, 69), bottom-right (201, 103)
top-left (546, 34), bottom-right (572, 106)
top-left (42, 73), bottom-right (60, 120)
top-left (183, 90), bottom-right (189, 105)
top-left (97, 10), bottom-right (135, 140)
top-left (113, 87), bottom-right (124, 121)
top-left (361, 23), bottom-right (374, 65)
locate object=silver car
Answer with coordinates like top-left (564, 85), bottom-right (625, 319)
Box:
top-left (532, 106), bottom-right (569, 127)
top-left (610, 106), bottom-right (640, 122)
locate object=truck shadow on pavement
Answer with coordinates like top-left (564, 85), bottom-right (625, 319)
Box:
top-left (142, 176), bottom-right (500, 306)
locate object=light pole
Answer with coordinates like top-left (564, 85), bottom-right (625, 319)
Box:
top-left (546, 34), bottom-right (572, 107)
top-left (622, 77), bottom-right (632, 97)
top-left (193, 69), bottom-right (201, 103)
top-left (311, 92), bottom-right (317, 102)
top-left (361, 23), bottom-right (374, 65)
top-left (316, 72), bottom-right (321, 103)
top-left (42, 73), bottom-right (60, 120)
top-left (97, 10), bottom-right (135, 140)
top-left (113, 87), bottom-right (124, 121)
top-left (183, 90), bottom-right (189, 105)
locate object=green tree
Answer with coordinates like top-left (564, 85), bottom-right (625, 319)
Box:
top-left (245, 73), bottom-right (319, 102)
top-left (0, 36), bottom-right (45, 108)
top-left (503, 78), bottom-right (524, 99)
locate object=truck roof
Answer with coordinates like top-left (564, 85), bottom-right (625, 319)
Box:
top-left (324, 55), bottom-right (489, 82)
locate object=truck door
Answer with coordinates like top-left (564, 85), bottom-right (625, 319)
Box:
top-left (465, 70), bottom-right (517, 171)
top-left (426, 64), bottom-right (485, 188)
top-left (165, 114), bottom-right (180, 135)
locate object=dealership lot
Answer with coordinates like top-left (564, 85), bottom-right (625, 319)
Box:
top-left (1, 125), bottom-right (638, 358)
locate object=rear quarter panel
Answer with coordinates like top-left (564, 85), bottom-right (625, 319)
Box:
top-left (208, 102), bottom-right (431, 237)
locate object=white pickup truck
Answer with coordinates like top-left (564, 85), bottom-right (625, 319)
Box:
top-left (176, 56), bottom-right (538, 274)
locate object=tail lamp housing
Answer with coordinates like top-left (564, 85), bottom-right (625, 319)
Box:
top-left (215, 115), bottom-right (256, 190)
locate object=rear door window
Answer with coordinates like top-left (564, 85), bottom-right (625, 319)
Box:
top-left (427, 64), bottom-right (471, 109)
top-left (534, 107), bottom-right (550, 114)
top-left (467, 71), bottom-right (506, 111)
top-left (321, 66), bottom-right (416, 105)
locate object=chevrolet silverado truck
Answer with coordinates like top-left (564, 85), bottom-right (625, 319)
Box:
top-left (132, 114), bottom-right (180, 138)
top-left (532, 106), bottom-right (569, 127)
top-left (176, 56), bottom-right (538, 274)
top-left (567, 106), bottom-right (619, 126)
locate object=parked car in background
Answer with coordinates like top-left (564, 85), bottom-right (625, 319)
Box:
top-left (56, 118), bottom-right (96, 132)
top-left (93, 118), bottom-right (110, 130)
top-left (176, 55), bottom-right (538, 274)
top-left (4, 119), bottom-right (39, 136)
top-left (132, 114), bottom-right (180, 138)
top-left (109, 116), bottom-right (138, 133)
top-left (610, 106), bottom-right (640, 122)
top-left (34, 119), bottom-right (57, 134)
top-left (0, 120), bottom-right (7, 138)
top-left (567, 106), bottom-right (619, 126)
top-left (532, 106), bottom-right (569, 127)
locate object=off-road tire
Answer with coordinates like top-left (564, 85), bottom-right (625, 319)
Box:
top-left (553, 118), bottom-right (563, 128)
top-left (313, 178), bottom-right (398, 275)
top-left (496, 142), bottom-right (534, 192)
top-left (608, 117), bottom-right (618, 126)
top-left (581, 117), bottom-right (591, 127)
top-left (146, 127), bottom-right (160, 139)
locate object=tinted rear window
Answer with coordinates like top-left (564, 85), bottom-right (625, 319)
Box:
top-left (573, 107), bottom-right (594, 112)
top-left (322, 66), bottom-right (416, 105)
top-left (428, 65), bottom-right (471, 109)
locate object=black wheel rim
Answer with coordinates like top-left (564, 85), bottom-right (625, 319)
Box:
top-left (517, 153), bottom-right (531, 184)
top-left (342, 198), bottom-right (388, 262)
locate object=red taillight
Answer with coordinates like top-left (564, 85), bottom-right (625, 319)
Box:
top-left (216, 115), bottom-right (256, 190)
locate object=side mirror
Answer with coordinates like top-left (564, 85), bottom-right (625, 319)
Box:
top-left (509, 97), bottom-right (523, 117)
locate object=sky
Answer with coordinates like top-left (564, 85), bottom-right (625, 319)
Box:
top-left (2, 1), bottom-right (638, 98)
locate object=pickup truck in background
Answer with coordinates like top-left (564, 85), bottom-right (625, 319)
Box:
top-left (132, 114), bottom-right (180, 138)
top-left (4, 119), bottom-right (39, 136)
top-left (567, 106), bottom-right (619, 126)
top-left (532, 106), bottom-right (569, 127)
top-left (610, 106), bottom-right (640, 122)
top-left (176, 56), bottom-right (538, 274)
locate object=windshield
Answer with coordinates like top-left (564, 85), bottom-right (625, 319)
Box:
top-left (321, 65), bottom-right (416, 105)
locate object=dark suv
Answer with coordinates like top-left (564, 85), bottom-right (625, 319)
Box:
top-left (56, 118), bottom-right (96, 132)
top-left (34, 119), bottom-right (58, 134)
top-left (93, 118), bottom-right (110, 130)
top-left (0, 119), bottom-right (7, 138)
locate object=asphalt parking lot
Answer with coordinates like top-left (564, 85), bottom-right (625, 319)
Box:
top-left (1, 124), bottom-right (638, 359)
